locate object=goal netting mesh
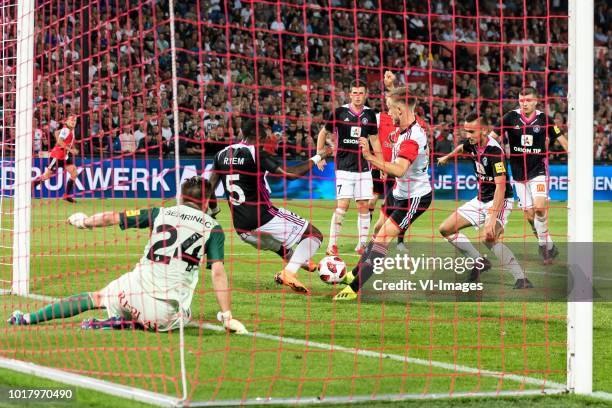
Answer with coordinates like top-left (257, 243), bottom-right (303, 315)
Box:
top-left (1, 0), bottom-right (571, 404)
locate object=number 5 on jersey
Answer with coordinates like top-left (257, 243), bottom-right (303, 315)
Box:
top-left (226, 174), bottom-right (245, 205)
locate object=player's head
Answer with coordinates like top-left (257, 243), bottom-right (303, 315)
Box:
top-left (65, 114), bottom-right (78, 129)
top-left (518, 87), bottom-right (538, 116)
top-left (241, 118), bottom-right (266, 145)
top-left (181, 176), bottom-right (213, 210)
top-left (386, 87), bottom-right (417, 126)
top-left (463, 112), bottom-right (490, 145)
top-left (349, 80), bottom-right (368, 108)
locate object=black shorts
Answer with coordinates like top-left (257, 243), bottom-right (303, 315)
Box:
top-left (372, 170), bottom-right (396, 196)
top-left (47, 156), bottom-right (73, 173)
top-left (382, 191), bottom-right (432, 231)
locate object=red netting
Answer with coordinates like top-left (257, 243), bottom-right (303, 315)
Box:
top-left (3, 0), bottom-right (608, 404)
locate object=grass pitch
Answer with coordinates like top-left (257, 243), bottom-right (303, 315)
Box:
top-left (0, 198), bottom-right (611, 406)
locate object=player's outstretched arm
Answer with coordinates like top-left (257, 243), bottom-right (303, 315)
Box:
top-left (277, 147), bottom-right (333, 179)
top-left (68, 211), bottom-right (120, 229)
top-left (210, 261), bottom-right (248, 334)
top-left (437, 143), bottom-right (464, 166)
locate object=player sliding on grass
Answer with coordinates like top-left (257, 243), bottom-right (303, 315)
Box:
top-left (208, 119), bottom-right (331, 294)
top-left (490, 87), bottom-right (568, 264)
top-left (8, 176), bottom-right (247, 333)
top-left (334, 87), bottom-right (432, 300)
top-left (32, 114), bottom-right (80, 203)
top-left (437, 113), bottom-right (532, 289)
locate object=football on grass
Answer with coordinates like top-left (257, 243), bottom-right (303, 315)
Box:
top-left (317, 256), bottom-right (347, 283)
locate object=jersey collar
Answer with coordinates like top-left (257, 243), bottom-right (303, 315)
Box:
top-left (519, 110), bottom-right (538, 125)
top-left (399, 119), bottom-right (417, 135)
top-left (348, 104), bottom-right (364, 117)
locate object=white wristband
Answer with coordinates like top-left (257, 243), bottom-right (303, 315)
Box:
top-left (310, 154), bottom-right (322, 165)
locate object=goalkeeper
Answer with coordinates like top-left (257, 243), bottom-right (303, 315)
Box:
top-left (8, 176), bottom-right (247, 334)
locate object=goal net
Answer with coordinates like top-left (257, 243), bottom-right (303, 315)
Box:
top-left (0, 0), bottom-right (593, 405)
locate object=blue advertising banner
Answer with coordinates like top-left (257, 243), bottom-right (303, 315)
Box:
top-left (1, 158), bottom-right (609, 201)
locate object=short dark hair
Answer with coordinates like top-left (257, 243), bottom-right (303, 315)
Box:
top-left (519, 87), bottom-right (538, 97)
top-left (386, 87), bottom-right (417, 110)
top-left (349, 79), bottom-right (367, 91)
top-left (464, 112), bottom-right (490, 126)
top-left (241, 118), bottom-right (266, 142)
top-left (181, 176), bottom-right (212, 204)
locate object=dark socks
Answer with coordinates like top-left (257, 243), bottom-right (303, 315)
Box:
top-left (349, 241), bottom-right (389, 292)
top-left (28, 292), bottom-right (95, 324)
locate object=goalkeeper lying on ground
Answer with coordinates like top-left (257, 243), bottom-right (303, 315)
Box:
top-left (8, 176), bottom-right (247, 334)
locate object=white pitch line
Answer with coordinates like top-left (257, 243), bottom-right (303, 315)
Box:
top-left (191, 321), bottom-right (566, 391)
top-left (11, 292), bottom-right (567, 392)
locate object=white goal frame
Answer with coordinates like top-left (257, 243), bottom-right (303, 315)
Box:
top-left (0, 0), bottom-right (597, 403)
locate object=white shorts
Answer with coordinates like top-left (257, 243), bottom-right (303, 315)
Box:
top-left (99, 271), bottom-right (190, 332)
top-left (335, 170), bottom-right (373, 201)
top-left (457, 197), bottom-right (514, 229)
top-left (239, 207), bottom-right (309, 251)
top-left (513, 175), bottom-right (548, 209)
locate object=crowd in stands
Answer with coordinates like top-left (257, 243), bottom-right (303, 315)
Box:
top-left (16, 0), bottom-right (612, 161)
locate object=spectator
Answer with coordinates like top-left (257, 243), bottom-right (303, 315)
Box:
top-left (119, 125), bottom-right (136, 153)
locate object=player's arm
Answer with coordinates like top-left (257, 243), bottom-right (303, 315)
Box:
top-left (383, 70), bottom-right (396, 91)
top-left (437, 143), bottom-right (464, 165)
top-left (205, 225), bottom-right (247, 334)
top-left (549, 123), bottom-right (568, 152)
top-left (278, 148), bottom-right (332, 179)
top-left (358, 137), bottom-right (415, 178)
top-left (205, 155), bottom-right (222, 217)
top-left (67, 208), bottom-right (160, 230)
top-left (315, 109), bottom-right (336, 170)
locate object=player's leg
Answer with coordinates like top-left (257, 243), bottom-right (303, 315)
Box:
top-left (327, 199), bottom-right (350, 256)
top-left (63, 163), bottom-right (78, 203)
top-left (355, 199), bottom-right (370, 254)
top-left (439, 199), bottom-right (484, 260)
top-left (530, 176), bottom-right (557, 263)
top-left (334, 217), bottom-right (399, 300)
top-left (354, 171), bottom-right (374, 254)
top-left (32, 161), bottom-right (57, 190)
top-left (284, 223), bottom-right (323, 275)
top-left (514, 180), bottom-right (538, 239)
top-left (369, 169), bottom-right (383, 221)
top-left (336, 193), bottom-right (432, 300)
top-left (8, 292), bottom-right (100, 325)
top-left (482, 203), bottom-right (533, 289)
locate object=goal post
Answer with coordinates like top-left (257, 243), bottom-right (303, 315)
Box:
top-left (11, 0), bottom-right (34, 296)
top-left (567, 0), bottom-right (593, 395)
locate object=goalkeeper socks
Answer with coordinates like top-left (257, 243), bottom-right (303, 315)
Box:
top-left (534, 215), bottom-right (553, 250)
top-left (489, 242), bottom-right (525, 280)
top-left (66, 178), bottom-right (76, 195)
top-left (286, 237), bottom-right (322, 274)
top-left (27, 292), bottom-right (95, 324)
top-left (349, 242), bottom-right (389, 292)
top-left (357, 212), bottom-right (371, 246)
top-left (328, 208), bottom-right (346, 247)
top-left (446, 233), bottom-right (481, 259)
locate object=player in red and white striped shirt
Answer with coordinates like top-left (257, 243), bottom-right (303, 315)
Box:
top-left (32, 114), bottom-right (80, 203)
